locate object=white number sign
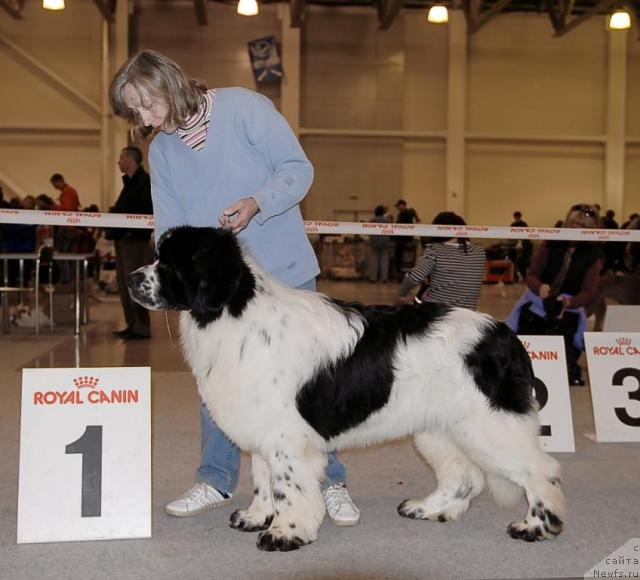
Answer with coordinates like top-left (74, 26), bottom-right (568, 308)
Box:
top-left (17, 367), bottom-right (151, 543)
top-left (584, 333), bottom-right (640, 443)
top-left (519, 336), bottom-right (575, 453)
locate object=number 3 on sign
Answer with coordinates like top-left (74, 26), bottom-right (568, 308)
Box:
top-left (585, 333), bottom-right (640, 443)
top-left (18, 367), bottom-right (151, 544)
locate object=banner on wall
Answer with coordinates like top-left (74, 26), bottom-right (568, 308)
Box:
top-left (248, 36), bottom-right (283, 83)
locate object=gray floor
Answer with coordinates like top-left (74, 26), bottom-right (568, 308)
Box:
top-left (0, 281), bottom-right (638, 580)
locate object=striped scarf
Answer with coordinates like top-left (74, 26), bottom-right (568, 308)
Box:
top-left (176, 89), bottom-right (215, 151)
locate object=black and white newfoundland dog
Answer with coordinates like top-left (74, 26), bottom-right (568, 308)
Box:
top-left (129, 226), bottom-right (565, 552)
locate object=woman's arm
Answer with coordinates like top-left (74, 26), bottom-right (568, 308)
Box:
top-left (400, 246), bottom-right (436, 297)
top-left (526, 245), bottom-right (550, 297)
top-left (238, 91), bottom-right (313, 225)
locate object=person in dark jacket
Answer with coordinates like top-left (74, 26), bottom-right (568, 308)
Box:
top-left (506, 204), bottom-right (603, 386)
top-left (109, 147), bottom-right (154, 339)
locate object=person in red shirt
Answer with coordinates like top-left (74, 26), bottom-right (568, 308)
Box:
top-left (50, 173), bottom-right (80, 211)
top-left (50, 173), bottom-right (81, 282)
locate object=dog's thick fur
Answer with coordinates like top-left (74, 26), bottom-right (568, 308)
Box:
top-left (129, 226), bottom-right (566, 552)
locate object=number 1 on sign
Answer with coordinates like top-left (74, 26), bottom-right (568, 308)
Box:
top-left (65, 426), bottom-right (103, 517)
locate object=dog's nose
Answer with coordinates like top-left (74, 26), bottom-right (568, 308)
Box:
top-left (128, 270), bottom-right (145, 289)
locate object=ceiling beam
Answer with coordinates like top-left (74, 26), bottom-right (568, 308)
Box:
top-left (554, 0), bottom-right (614, 36)
top-left (91, 0), bottom-right (114, 22)
top-left (377, 0), bottom-right (404, 30)
top-left (289, 0), bottom-right (306, 28)
top-left (194, 0), bottom-right (207, 26)
top-left (468, 0), bottom-right (512, 33)
top-left (0, 0), bottom-right (23, 19)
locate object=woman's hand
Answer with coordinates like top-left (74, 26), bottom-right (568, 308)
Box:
top-left (397, 294), bottom-right (414, 305)
top-left (539, 283), bottom-right (551, 299)
top-left (219, 197), bottom-right (260, 235)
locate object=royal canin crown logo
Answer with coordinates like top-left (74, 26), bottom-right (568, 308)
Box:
top-left (73, 376), bottom-right (99, 389)
top-left (522, 341), bottom-right (531, 352)
top-left (592, 337), bottom-right (639, 356)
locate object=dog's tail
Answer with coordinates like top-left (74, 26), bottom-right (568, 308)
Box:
top-left (486, 474), bottom-right (523, 508)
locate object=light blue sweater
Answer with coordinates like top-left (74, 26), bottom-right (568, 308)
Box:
top-left (149, 87), bottom-right (319, 287)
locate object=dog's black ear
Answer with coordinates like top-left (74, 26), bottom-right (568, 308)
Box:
top-left (189, 228), bottom-right (255, 326)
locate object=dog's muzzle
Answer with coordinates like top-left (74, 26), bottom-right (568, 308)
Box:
top-left (128, 265), bottom-right (161, 310)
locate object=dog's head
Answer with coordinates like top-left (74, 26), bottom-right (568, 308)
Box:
top-left (128, 226), bottom-right (255, 326)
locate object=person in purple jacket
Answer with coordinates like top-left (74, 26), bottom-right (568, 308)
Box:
top-left (109, 50), bottom-right (360, 525)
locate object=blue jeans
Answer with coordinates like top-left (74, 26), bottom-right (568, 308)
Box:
top-left (195, 278), bottom-right (347, 493)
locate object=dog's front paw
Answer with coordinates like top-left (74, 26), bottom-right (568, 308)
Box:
top-left (398, 499), bottom-right (450, 522)
top-left (256, 528), bottom-right (311, 552)
top-left (229, 509), bottom-right (273, 532)
top-left (507, 513), bottom-right (563, 542)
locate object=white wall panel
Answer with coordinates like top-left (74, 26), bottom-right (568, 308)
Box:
top-left (303, 137), bottom-right (403, 220)
top-left (627, 34), bottom-right (640, 137)
top-left (466, 143), bottom-right (604, 228)
top-left (468, 14), bottom-right (606, 137)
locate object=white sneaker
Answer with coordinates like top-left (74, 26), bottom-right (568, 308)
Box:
top-left (323, 483), bottom-right (360, 526)
top-left (165, 482), bottom-right (233, 517)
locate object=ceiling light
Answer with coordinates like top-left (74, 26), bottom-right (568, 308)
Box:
top-left (237, 0), bottom-right (258, 16)
top-left (427, 5), bottom-right (449, 24)
top-left (43, 0), bottom-right (65, 10)
top-left (608, 9), bottom-right (631, 30)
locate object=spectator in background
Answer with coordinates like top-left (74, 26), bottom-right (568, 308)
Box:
top-left (602, 209), bottom-right (626, 273)
top-left (602, 209), bottom-right (618, 229)
top-left (621, 213), bottom-right (638, 230)
top-left (506, 203), bottom-right (603, 386)
top-left (368, 204), bottom-right (391, 283)
top-left (50, 173), bottom-right (81, 283)
top-left (626, 214), bottom-right (640, 273)
top-left (511, 211), bottom-right (527, 228)
top-left (107, 147), bottom-right (153, 340)
top-left (0, 186), bottom-right (11, 256)
top-left (510, 210), bottom-right (533, 282)
top-left (393, 199), bottom-right (420, 278)
top-left (399, 212), bottom-right (486, 310)
top-left (2, 197), bottom-right (37, 285)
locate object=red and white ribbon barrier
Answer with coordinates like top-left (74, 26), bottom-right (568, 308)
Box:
top-left (1, 208), bottom-right (639, 242)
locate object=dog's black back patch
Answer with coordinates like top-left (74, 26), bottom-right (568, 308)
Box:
top-left (464, 321), bottom-right (535, 414)
top-left (295, 301), bottom-right (450, 440)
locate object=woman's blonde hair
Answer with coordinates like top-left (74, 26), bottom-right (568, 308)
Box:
top-left (109, 50), bottom-right (206, 137)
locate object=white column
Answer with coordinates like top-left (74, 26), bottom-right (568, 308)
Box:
top-left (110, 0), bottom-right (130, 208)
top-left (100, 20), bottom-right (111, 213)
top-left (445, 10), bottom-right (467, 215)
top-left (280, 4), bottom-right (301, 135)
top-left (604, 29), bottom-right (627, 218)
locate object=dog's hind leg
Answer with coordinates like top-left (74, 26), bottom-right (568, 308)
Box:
top-left (255, 433), bottom-right (327, 552)
top-left (229, 453), bottom-right (274, 532)
top-left (454, 411), bottom-right (566, 542)
top-left (398, 430), bottom-right (485, 522)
